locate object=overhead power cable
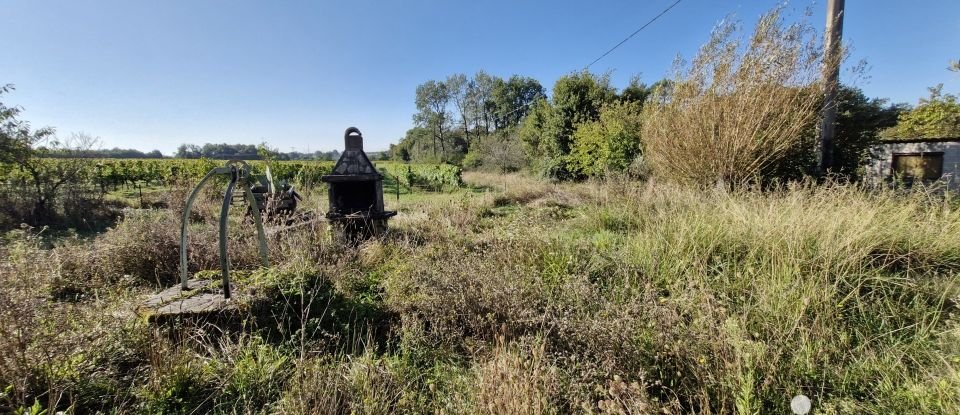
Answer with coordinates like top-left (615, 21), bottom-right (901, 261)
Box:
top-left (497, 0), bottom-right (684, 120)
top-left (585, 0), bottom-right (684, 70)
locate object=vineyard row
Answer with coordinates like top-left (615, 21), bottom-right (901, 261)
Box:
top-left (0, 158), bottom-right (463, 190)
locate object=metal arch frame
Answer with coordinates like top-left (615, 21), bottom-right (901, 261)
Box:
top-left (179, 160), bottom-right (269, 299)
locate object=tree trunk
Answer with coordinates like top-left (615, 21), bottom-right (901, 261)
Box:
top-left (438, 126), bottom-right (446, 159)
top-left (432, 125), bottom-right (438, 158)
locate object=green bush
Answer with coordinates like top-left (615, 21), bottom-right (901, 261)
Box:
top-left (568, 101), bottom-right (644, 177)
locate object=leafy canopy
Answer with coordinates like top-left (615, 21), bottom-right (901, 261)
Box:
top-left (882, 84), bottom-right (960, 139)
top-left (568, 101), bottom-right (644, 177)
top-left (0, 84), bottom-right (53, 164)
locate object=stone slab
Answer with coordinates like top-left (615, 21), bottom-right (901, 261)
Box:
top-left (139, 278), bottom-right (238, 319)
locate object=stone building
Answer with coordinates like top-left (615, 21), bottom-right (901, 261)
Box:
top-left (865, 138), bottom-right (960, 189)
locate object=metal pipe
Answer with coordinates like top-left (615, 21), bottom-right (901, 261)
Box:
top-left (244, 184), bottom-right (270, 267)
top-left (219, 168), bottom-right (238, 299)
top-left (180, 167), bottom-right (230, 290)
top-left (180, 160), bottom-right (269, 299)
top-left (229, 159), bottom-right (269, 268)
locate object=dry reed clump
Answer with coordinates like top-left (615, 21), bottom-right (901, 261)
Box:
top-left (473, 340), bottom-right (559, 415)
top-left (643, 7), bottom-right (824, 185)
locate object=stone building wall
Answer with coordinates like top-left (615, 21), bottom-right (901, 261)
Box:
top-left (865, 139), bottom-right (960, 189)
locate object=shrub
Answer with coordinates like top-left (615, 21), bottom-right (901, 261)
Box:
top-left (519, 73), bottom-right (618, 179)
top-left (569, 101), bottom-right (644, 177)
top-left (463, 132), bottom-right (530, 173)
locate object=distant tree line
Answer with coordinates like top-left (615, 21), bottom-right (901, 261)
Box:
top-left (42, 147), bottom-right (164, 159)
top-left (175, 143), bottom-right (341, 161)
top-left (388, 69), bottom-right (686, 176)
top-left (387, 7), bottom-right (960, 184)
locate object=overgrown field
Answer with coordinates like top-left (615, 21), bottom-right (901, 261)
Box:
top-left (1, 173), bottom-right (958, 414)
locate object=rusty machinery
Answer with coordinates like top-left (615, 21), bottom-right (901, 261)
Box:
top-left (177, 128), bottom-right (394, 299)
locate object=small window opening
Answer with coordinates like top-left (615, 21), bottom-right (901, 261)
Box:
top-left (891, 152), bottom-right (944, 182)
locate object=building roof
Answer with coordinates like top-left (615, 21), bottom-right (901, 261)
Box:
top-left (878, 137), bottom-right (960, 144)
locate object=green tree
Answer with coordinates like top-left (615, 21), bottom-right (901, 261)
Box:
top-left (518, 99), bottom-right (557, 162)
top-left (521, 71), bottom-right (616, 178)
top-left (394, 127), bottom-right (442, 163)
top-left (882, 84), bottom-right (960, 138)
top-left (619, 75), bottom-right (651, 105)
top-left (446, 73), bottom-right (471, 144)
top-left (551, 71), bottom-right (617, 150)
top-left (569, 101), bottom-right (644, 177)
top-left (175, 144), bottom-right (202, 158)
top-left (16, 133), bottom-right (97, 222)
top-left (0, 85), bottom-right (51, 164)
top-left (256, 142), bottom-right (283, 162)
top-left (831, 86), bottom-right (905, 176)
top-left (490, 75), bottom-right (545, 128)
top-left (414, 80), bottom-right (451, 159)
top-left (463, 130), bottom-right (529, 172)
top-left (470, 71), bottom-right (498, 135)
top-left (0, 85), bottom-right (93, 222)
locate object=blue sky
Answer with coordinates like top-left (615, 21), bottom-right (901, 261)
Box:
top-left (2, 0), bottom-right (958, 154)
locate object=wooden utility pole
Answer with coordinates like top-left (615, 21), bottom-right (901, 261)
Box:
top-left (820, 0), bottom-right (845, 174)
